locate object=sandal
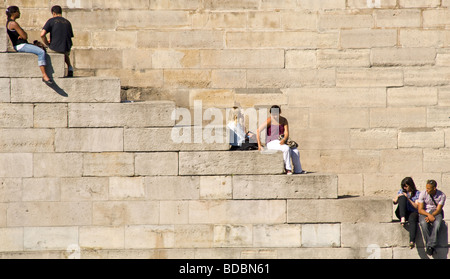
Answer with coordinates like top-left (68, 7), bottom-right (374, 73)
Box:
top-left (409, 242), bottom-right (415, 249)
top-left (42, 78), bottom-right (53, 85)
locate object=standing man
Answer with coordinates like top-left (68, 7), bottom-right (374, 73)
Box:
top-left (418, 180), bottom-right (446, 256)
top-left (40, 5), bottom-right (74, 77)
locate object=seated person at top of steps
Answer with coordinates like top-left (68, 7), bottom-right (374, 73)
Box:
top-left (418, 180), bottom-right (446, 256)
top-left (393, 177), bottom-right (420, 249)
top-left (5, 6), bottom-right (53, 85)
top-left (40, 5), bottom-right (74, 77)
top-left (256, 105), bottom-right (306, 175)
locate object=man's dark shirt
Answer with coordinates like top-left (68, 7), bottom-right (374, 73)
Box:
top-left (43, 17), bottom-right (74, 53)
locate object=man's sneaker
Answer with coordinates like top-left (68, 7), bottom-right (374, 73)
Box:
top-left (426, 247), bottom-right (434, 256)
top-left (67, 70), bottom-right (73, 77)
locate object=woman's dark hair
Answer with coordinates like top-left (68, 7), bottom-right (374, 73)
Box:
top-left (6, 6), bottom-right (19, 20)
top-left (270, 105), bottom-right (281, 115)
top-left (51, 5), bottom-right (63, 14)
top-left (401, 177), bottom-right (417, 197)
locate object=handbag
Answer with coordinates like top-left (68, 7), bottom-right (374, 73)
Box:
top-left (279, 134), bottom-right (298, 148)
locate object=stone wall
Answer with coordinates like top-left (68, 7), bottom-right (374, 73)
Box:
top-left (1, 0), bottom-right (449, 259)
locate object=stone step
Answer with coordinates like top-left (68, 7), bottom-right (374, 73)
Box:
top-left (0, 52), bottom-right (65, 78)
top-left (0, 28), bottom-right (7, 52)
top-left (68, 101), bottom-right (175, 127)
top-left (7, 77), bottom-right (121, 103)
top-left (232, 173), bottom-right (338, 199)
top-left (287, 196), bottom-right (393, 223)
top-left (178, 150), bottom-right (285, 176)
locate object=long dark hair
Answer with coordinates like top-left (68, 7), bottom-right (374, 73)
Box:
top-left (6, 6), bottom-right (19, 20)
top-left (401, 177), bottom-right (418, 197)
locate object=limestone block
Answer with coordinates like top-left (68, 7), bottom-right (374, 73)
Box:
top-left (92, 31), bottom-right (137, 48)
top-left (370, 107), bottom-right (426, 128)
top-left (301, 224), bottom-right (341, 248)
top-left (11, 77), bottom-right (121, 103)
top-left (399, 30), bottom-right (450, 48)
top-left (286, 87), bottom-right (386, 108)
top-left (0, 53), bottom-right (65, 78)
top-left (33, 153), bottom-right (83, 178)
top-left (138, 30), bottom-right (224, 49)
top-left (178, 151), bottom-right (284, 175)
top-left (160, 201), bottom-right (189, 224)
top-left (371, 48), bottom-right (436, 66)
top-left (34, 104), bottom-right (68, 128)
top-left (285, 50), bottom-right (316, 69)
top-left (309, 108), bottom-right (369, 128)
top-left (318, 13), bottom-right (374, 30)
top-left (135, 152), bottom-right (179, 176)
top-left (247, 69), bottom-right (335, 88)
top-left (74, 49), bottom-right (122, 69)
top-left (173, 225), bottom-right (215, 249)
top-left (247, 11), bottom-right (281, 29)
top-left (0, 178), bottom-right (22, 202)
top-left (22, 178), bottom-right (60, 201)
top-left (164, 69), bottom-right (212, 88)
top-left (7, 202), bottom-right (91, 226)
top-left (145, 176), bottom-right (200, 200)
top-left (317, 49), bottom-right (371, 68)
top-left (0, 104), bottom-right (33, 128)
top-left (281, 11), bottom-right (317, 30)
top-left (253, 225), bottom-right (302, 248)
top-left (399, 0), bottom-right (440, 7)
top-left (79, 227), bottom-right (125, 250)
top-left (124, 128), bottom-right (230, 152)
top-left (211, 70), bottom-right (246, 88)
top-left (117, 10), bottom-right (190, 29)
top-left (423, 9), bottom-right (450, 28)
top-left (375, 9), bottom-right (421, 28)
top-left (290, 128), bottom-right (350, 150)
top-left (0, 153), bottom-right (33, 178)
top-left (83, 153), bottom-right (134, 177)
top-left (69, 102), bottom-right (175, 128)
top-left (423, 149), bottom-right (450, 172)
top-left (125, 225), bottom-right (175, 249)
top-left (0, 228), bottom-right (23, 252)
top-left (314, 150), bottom-right (381, 174)
top-left (0, 129), bottom-right (54, 152)
top-left (387, 87), bottom-right (437, 107)
top-left (398, 128), bottom-right (444, 148)
top-left (199, 176), bottom-right (233, 200)
top-left (232, 174), bottom-right (338, 199)
top-left (226, 31), bottom-right (338, 49)
top-left (350, 128), bottom-right (398, 149)
top-left (0, 78), bottom-right (10, 102)
top-left (380, 148), bottom-right (423, 173)
top-left (0, 204), bottom-right (5, 227)
top-left (404, 67), bottom-right (450, 86)
top-left (287, 197), bottom-right (392, 223)
top-left (341, 223), bottom-right (407, 248)
top-left (151, 49), bottom-right (200, 69)
top-left (336, 68), bottom-right (403, 87)
top-left (200, 49), bottom-right (284, 69)
top-left (340, 29), bottom-right (397, 48)
top-left (60, 177), bottom-right (109, 201)
top-left (214, 225), bottom-right (253, 248)
top-left (298, 0), bottom-right (346, 10)
top-left (203, 0), bottom-right (260, 9)
top-left (0, 27), bottom-right (7, 53)
top-left (427, 107), bottom-right (450, 127)
top-left (109, 177), bottom-right (146, 200)
top-left (55, 128), bottom-right (123, 152)
top-left (189, 200), bottom-right (286, 224)
top-left (93, 201), bottom-right (159, 226)
top-left (24, 227), bottom-right (78, 251)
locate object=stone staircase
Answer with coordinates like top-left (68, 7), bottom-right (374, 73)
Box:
top-left (0, 27), bottom-right (448, 259)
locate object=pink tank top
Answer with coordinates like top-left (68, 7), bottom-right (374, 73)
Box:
top-left (266, 124), bottom-right (285, 143)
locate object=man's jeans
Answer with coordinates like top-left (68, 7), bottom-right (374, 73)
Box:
top-left (419, 213), bottom-right (443, 249)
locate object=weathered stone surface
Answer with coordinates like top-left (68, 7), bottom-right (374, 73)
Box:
top-left (11, 77), bottom-right (121, 103)
top-left (0, 28), bottom-right (7, 53)
top-left (55, 128), bottom-right (123, 152)
top-left (0, 53), bottom-right (64, 78)
top-left (69, 101), bottom-right (175, 127)
top-left (179, 150), bottom-right (284, 175)
top-left (287, 197), bottom-right (393, 223)
top-left (232, 173), bottom-right (338, 199)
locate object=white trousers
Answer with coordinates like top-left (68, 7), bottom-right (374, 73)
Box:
top-left (267, 140), bottom-right (303, 173)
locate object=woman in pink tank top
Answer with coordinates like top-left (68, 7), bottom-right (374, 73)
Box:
top-left (256, 105), bottom-right (306, 175)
